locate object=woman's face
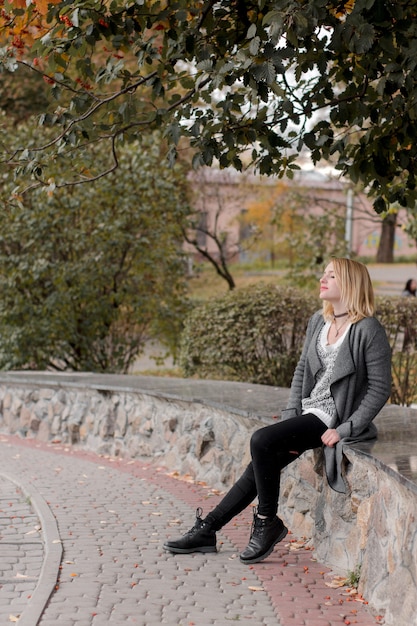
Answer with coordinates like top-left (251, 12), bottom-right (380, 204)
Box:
top-left (319, 262), bottom-right (342, 304)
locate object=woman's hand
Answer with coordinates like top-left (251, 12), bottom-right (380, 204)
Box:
top-left (321, 428), bottom-right (341, 448)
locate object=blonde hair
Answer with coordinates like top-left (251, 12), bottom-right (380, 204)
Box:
top-left (322, 257), bottom-right (375, 323)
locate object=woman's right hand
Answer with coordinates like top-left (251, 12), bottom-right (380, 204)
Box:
top-left (321, 428), bottom-right (341, 448)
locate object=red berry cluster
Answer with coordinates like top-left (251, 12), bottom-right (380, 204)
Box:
top-left (59, 14), bottom-right (73, 27)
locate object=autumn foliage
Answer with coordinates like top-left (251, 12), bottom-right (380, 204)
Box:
top-left (1, 0), bottom-right (61, 52)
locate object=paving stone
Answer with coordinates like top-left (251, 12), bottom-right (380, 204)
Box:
top-left (0, 436), bottom-right (382, 626)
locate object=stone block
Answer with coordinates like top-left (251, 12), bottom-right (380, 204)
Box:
top-left (39, 389), bottom-right (54, 400)
top-left (37, 419), bottom-right (50, 442)
top-left (115, 406), bottom-right (128, 438)
top-left (2, 391), bottom-right (12, 409)
top-left (29, 416), bottom-right (41, 432)
top-left (19, 405), bottom-right (32, 428)
top-left (68, 423), bottom-right (80, 444)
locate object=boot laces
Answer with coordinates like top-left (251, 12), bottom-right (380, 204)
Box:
top-left (250, 507), bottom-right (270, 539)
top-left (186, 507), bottom-right (205, 536)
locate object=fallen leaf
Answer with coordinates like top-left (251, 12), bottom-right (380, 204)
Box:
top-left (9, 616), bottom-right (19, 623)
top-left (248, 586), bottom-right (264, 592)
top-left (288, 540), bottom-right (307, 550)
top-left (343, 588), bottom-right (359, 596)
top-left (324, 576), bottom-right (349, 588)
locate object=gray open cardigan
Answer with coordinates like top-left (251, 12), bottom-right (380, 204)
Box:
top-left (281, 311), bottom-right (392, 492)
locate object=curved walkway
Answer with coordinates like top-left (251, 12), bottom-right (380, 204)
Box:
top-left (0, 434), bottom-right (382, 626)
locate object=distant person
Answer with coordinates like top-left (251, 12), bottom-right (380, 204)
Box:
top-left (164, 258), bottom-right (392, 565)
top-left (401, 279), bottom-right (417, 297)
top-left (401, 279), bottom-right (417, 349)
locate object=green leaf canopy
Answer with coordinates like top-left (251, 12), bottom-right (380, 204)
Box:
top-left (2, 0), bottom-right (417, 211)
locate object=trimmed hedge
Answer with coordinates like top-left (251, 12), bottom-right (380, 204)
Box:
top-left (376, 296), bottom-right (417, 406)
top-left (180, 285), bottom-right (417, 406)
top-left (179, 283), bottom-right (319, 388)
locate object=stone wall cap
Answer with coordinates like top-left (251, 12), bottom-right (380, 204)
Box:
top-left (347, 444), bottom-right (417, 495)
top-left (0, 371), bottom-right (290, 422)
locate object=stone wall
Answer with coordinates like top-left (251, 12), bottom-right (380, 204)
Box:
top-left (0, 381), bottom-right (259, 489)
top-left (0, 375), bottom-right (416, 626)
top-left (281, 447), bottom-right (417, 626)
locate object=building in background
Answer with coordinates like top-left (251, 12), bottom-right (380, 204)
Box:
top-left (185, 167), bottom-right (416, 264)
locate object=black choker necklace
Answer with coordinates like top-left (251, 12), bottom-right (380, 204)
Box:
top-left (333, 312), bottom-right (348, 318)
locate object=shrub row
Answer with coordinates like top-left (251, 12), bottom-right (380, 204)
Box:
top-left (180, 283), bottom-right (417, 406)
top-left (180, 283), bottom-right (319, 388)
top-left (376, 296), bottom-right (417, 406)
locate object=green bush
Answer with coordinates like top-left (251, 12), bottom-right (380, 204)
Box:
top-left (376, 296), bottom-right (417, 406)
top-left (181, 288), bottom-right (417, 406)
top-left (179, 283), bottom-right (319, 387)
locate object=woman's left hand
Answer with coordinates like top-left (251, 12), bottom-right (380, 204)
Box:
top-left (321, 428), bottom-right (341, 448)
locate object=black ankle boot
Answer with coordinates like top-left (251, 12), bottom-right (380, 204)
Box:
top-left (239, 509), bottom-right (288, 564)
top-left (163, 507), bottom-right (217, 554)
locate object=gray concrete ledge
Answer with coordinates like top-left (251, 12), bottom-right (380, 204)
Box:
top-left (0, 371), bottom-right (289, 421)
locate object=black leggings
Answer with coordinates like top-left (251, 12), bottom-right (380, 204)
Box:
top-left (209, 413), bottom-right (327, 529)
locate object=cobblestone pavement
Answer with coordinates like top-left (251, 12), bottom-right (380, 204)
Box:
top-left (0, 435), bottom-right (383, 626)
top-left (0, 474), bottom-right (43, 623)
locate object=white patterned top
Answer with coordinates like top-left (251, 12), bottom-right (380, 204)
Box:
top-left (301, 321), bottom-right (351, 428)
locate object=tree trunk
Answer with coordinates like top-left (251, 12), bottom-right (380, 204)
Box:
top-left (376, 213), bottom-right (397, 263)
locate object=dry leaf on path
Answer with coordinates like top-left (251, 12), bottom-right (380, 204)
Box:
top-left (287, 540), bottom-right (307, 550)
top-left (342, 588), bottom-right (359, 596)
top-left (325, 575), bottom-right (349, 588)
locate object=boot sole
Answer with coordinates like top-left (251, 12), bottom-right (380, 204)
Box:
top-left (239, 526), bottom-right (288, 565)
top-left (163, 544), bottom-right (217, 554)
